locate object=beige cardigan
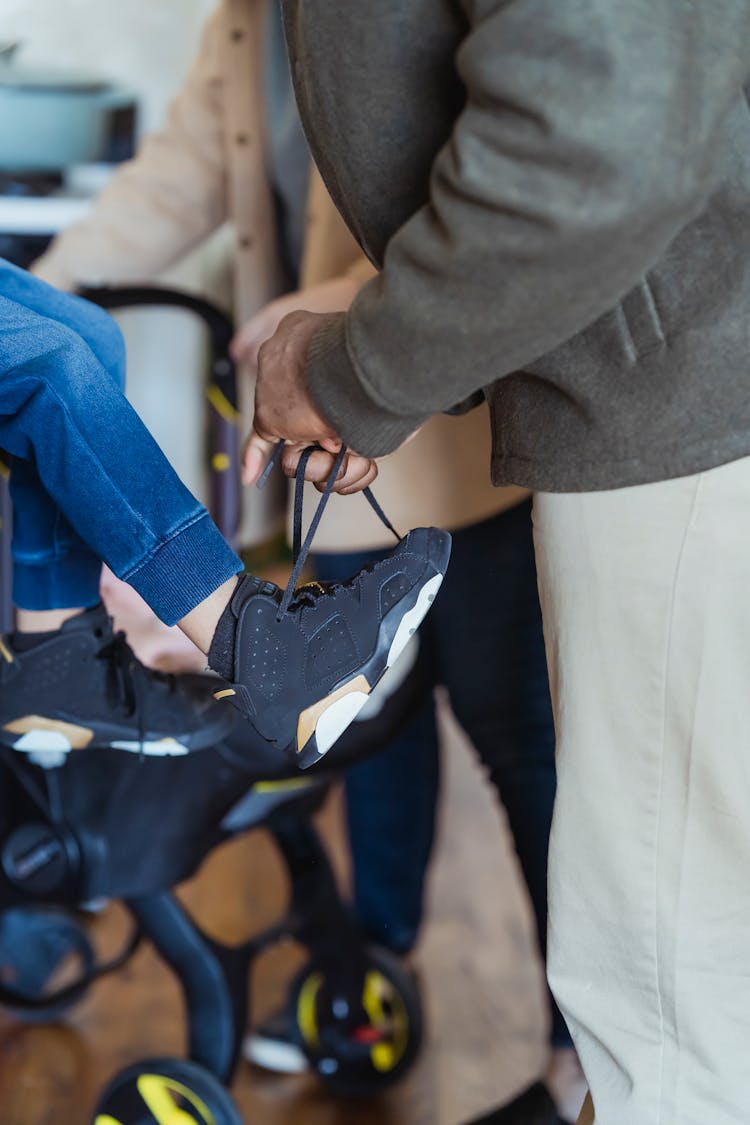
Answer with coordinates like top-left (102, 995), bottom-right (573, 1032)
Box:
top-left (34, 0), bottom-right (524, 551)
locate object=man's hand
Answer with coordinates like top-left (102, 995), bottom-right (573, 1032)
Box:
top-left (243, 309), bottom-right (340, 476)
top-left (241, 308), bottom-right (378, 493)
top-left (235, 278), bottom-right (377, 493)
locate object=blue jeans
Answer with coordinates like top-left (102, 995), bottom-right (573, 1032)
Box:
top-left (0, 260), bottom-right (241, 623)
top-left (313, 501), bottom-right (571, 1047)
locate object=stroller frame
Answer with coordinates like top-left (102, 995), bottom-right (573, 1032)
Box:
top-left (0, 287), bottom-right (423, 1122)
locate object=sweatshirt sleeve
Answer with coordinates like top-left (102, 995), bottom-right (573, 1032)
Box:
top-left (32, 9), bottom-right (229, 291)
top-left (306, 0), bottom-right (750, 456)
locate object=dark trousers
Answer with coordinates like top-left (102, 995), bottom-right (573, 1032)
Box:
top-left (313, 499), bottom-right (571, 1047)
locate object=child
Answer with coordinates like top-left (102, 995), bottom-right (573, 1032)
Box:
top-left (0, 260), bottom-right (449, 767)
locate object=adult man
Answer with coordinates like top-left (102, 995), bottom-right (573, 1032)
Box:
top-left (246, 3), bottom-right (750, 1122)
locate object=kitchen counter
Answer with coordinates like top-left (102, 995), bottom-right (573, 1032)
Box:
top-left (0, 192), bottom-right (90, 234)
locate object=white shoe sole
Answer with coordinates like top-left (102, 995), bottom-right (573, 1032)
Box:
top-left (296, 571), bottom-right (444, 768)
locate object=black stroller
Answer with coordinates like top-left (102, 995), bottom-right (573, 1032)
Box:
top-left (0, 289), bottom-right (425, 1124)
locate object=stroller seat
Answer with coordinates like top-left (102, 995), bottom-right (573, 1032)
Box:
top-left (0, 704), bottom-right (322, 907)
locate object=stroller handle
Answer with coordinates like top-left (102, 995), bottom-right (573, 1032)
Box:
top-left (79, 285), bottom-right (236, 378)
top-left (80, 285), bottom-right (242, 548)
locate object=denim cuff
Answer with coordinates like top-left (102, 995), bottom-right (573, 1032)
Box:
top-left (124, 511), bottom-right (243, 626)
top-left (13, 547), bottom-right (102, 611)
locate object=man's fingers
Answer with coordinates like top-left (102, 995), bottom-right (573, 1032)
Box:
top-left (335, 460), bottom-right (379, 495)
top-left (279, 445), bottom-right (377, 494)
top-left (280, 444), bottom-right (335, 484)
top-left (318, 435), bottom-right (343, 455)
top-left (242, 431), bottom-right (278, 486)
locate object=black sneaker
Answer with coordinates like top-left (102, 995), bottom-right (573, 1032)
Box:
top-left (215, 524), bottom-right (450, 768)
top-left (212, 443), bottom-right (451, 768)
top-left (0, 604), bottom-right (233, 762)
top-left (242, 1005), bottom-right (308, 1075)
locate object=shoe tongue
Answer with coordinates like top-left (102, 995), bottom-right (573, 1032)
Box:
top-left (230, 574), bottom-right (281, 615)
top-left (60, 603), bottom-right (112, 636)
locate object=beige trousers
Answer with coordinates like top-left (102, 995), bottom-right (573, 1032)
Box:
top-left (533, 457), bottom-right (750, 1125)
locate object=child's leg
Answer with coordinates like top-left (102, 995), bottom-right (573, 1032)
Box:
top-left (0, 290), bottom-right (242, 626)
top-left (10, 456), bottom-right (102, 614)
top-left (0, 273), bottom-right (241, 755)
top-left (0, 259), bottom-right (125, 387)
top-left (2, 260), bottom-right (129, 618)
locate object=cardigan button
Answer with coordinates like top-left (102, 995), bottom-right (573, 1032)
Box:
top-left (239, 235), bottom-right (253, 250)
top-left (230, 28), bottom-right (244, 42)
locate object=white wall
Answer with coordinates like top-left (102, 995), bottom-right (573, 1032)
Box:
top-left (0, 0), bottom-right (216, 133)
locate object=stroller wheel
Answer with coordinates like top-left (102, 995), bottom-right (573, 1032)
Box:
top-left (0, 906), bottom-right (95, 1021)
top-left (92, 1058), bottom-right (242, 1125)
top-left (290, 945), bottom-right (423, 1098)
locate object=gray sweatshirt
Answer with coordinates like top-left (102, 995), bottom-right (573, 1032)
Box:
top-left (282, 0), bottom-right (750, 491)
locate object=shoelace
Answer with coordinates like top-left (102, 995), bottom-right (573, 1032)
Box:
top-left (257, 441), bottom-right (400, 618)
top-left (96, 628), bottom-right (141, 716)
top-left (95, 627), bottom-right (173, 746)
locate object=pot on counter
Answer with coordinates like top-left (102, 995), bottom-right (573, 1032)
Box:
top-left (0, 43), bottom-right (134, 171)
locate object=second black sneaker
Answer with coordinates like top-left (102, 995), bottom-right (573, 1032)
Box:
top-left (0, 604), bottom-right (234, 763)
top-left (215, 525), bottom-right (451, 769)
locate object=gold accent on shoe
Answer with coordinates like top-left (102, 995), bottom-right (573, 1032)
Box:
top-left (296, 675), bottom-right (370, 752)
top-left (0, 637), bottom-right (13, 664)
top-left (4, 715), bottom-right (94, 748)
top-left (296, 580), bottom-right (327, 595)
top-left (214, 688), bottom-right (236, 700)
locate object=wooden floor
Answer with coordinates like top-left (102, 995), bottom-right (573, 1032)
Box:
top-left (0, 701), bottom-right (548, 1125)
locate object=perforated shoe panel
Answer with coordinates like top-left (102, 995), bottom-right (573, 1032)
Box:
top-left (379, 571), bottom-right (412, 617)
top-left (304, 615), bottom-right (358, 689)
top-left (243, 602), bottom-right (287, 701)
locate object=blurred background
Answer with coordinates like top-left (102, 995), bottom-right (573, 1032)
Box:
top-left (0, 0), bottom-right (226, 503)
